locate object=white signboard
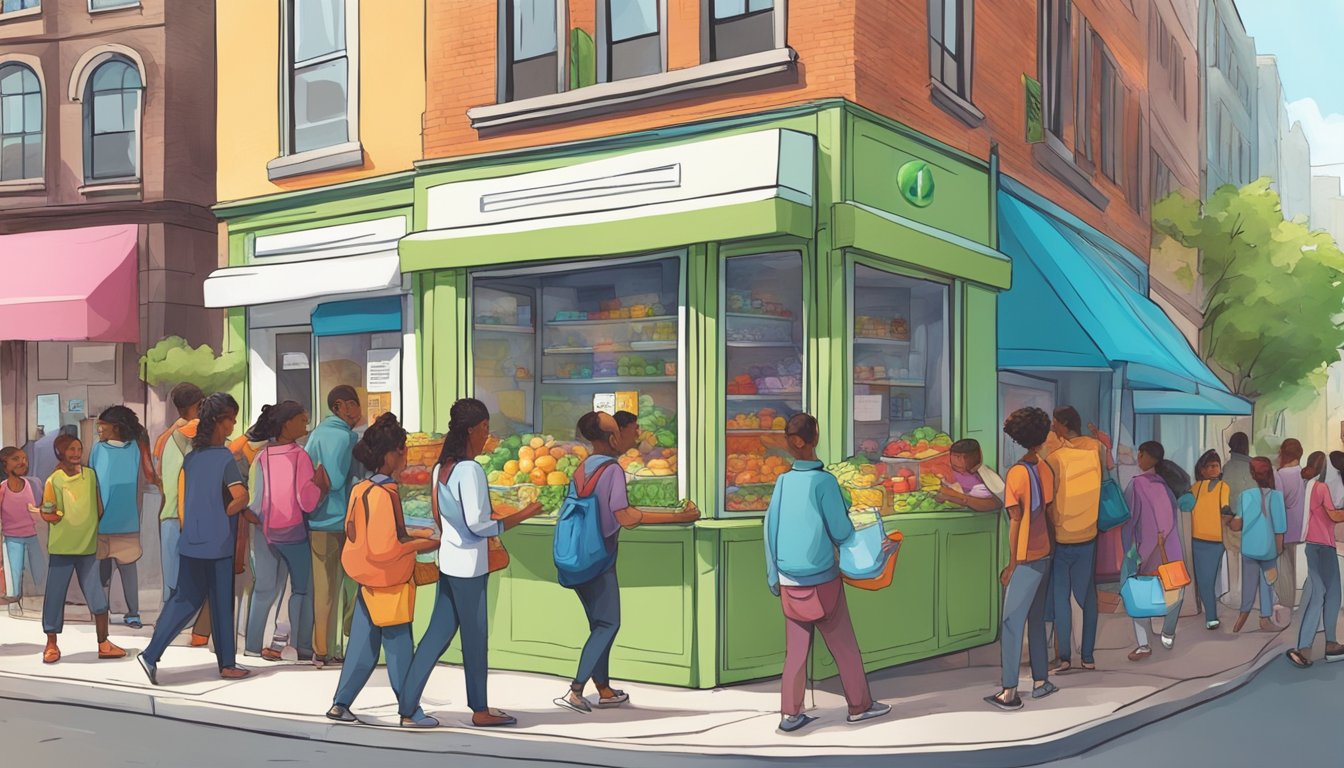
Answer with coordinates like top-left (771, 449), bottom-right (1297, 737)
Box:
top-left (366, 349), bottom-right (400, 393)
top-left (854, 395), bottom-right (884, 423)
top-left (593, 393), bottom-right (616, 415)
top-left (282, 352), bottom-right (310, 371)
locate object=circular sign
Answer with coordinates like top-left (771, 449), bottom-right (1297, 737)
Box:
top-left (898, 161), bottom-right (936, 208)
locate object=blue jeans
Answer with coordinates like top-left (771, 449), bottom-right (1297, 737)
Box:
top-left (1051, 540), bottom-right (1098, 664)
top-left (143, 555), bottom-right (236, 670)
top-left (572, 567), bottom-right (622, 688)
top-left (333, 591), bottom-right (416, 711)
top-left (1297, 543), bottom-right (1341, 650)
top-left (43, 554), bottom-right (108, 634)
top-left (400, 573), bottom-right (490, 716)
top-left (247, 539), bottom-right (310, 655)
top-left (3, 535), bottom-right (46, 598)
top-left (1001, 557), bottom-right (1051, 689)
top-left (1240, 555), bottom-right (1276, 618)
top-left (1191, 539), bottom-right (1225, 623)
top-left (1134, 588), bottom-right (1183, 646)
top-left (244, 530), bottom-right (290, 653)
top-left (159, 519), bottom-right (180, 603)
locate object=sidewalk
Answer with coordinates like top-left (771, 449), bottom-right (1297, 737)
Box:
top-left (0, 604), bottom-right (1298, 766)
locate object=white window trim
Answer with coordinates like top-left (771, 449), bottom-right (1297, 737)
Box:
top-left (68, 44), bottom-right (147, 102)
top-left (275, 0), bottom-right (361, 169)
top-left (596, 0), bottom-right (667, 84)
top-left (699, 0), bottom-right (787, 65)
top-left (69, 46), bottom-right (147, 185)
top-left (495, 0), bottom-right (568, 103)
top-left (88, 0), bottom-right (140, 13)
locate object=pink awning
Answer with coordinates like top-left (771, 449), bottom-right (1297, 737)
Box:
top-left (0, 225), bottom-right (138, 342)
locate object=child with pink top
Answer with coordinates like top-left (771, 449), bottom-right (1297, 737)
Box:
top-left (244, 402), bottom-right (329, 662)
top-left (0, 447), bottom-right (44, 614)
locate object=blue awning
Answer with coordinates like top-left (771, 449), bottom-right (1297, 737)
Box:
top-left (310, 296), bottom-right (403, 337)
top-left (997, 190), bottom-right (1250, 416)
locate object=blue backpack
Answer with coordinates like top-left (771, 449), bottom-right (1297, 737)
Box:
top-left (553, 458), bottom-right (620, 588)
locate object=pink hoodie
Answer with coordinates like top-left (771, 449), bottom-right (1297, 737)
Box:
top-left (256, 442), bottom-right (323, 544)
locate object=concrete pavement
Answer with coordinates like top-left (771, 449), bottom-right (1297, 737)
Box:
top-left (0, 602), bottom-right (1306, 766)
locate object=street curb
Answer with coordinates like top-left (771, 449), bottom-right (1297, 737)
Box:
top-left (0, 638), bottom-right (1289, 767)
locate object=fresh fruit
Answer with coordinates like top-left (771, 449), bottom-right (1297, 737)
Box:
top-left (546, 471), bottom-right (568, 486)
top-left (503, 460), bottom-right (520, 476)
top-left (518, 446), bottom-right (535, 462)
top-left (529, 468), bottom-right (548, 485)
top-left (550, 447), bottom-right (566, 460)
top-left (518, 457), bottom-right (535, 474)
top-left (529, 437), bottom-right (545, 450)
top-left (535, 455), bottom-right (557, 473)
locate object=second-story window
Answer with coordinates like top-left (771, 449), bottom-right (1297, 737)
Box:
top-left (927, 0), bottom-right (973, 101)
top-left (1039, 0), bottom-right (1072, 143)
top-left (286, 0), bottom-right (352, 154)
top-left (1, 1), bottom-right (39, 14)
top-left (90, 0), bottom-right (139, 10)
top-left (0, 63), bottom-right (42, 182)
top-left (707, 0), bottom-right (777, 62)
top-left (83, 56), bottom-right (142, 182)
top-left (1098, 48), bottom-right (1123, 187)
top-left (600, 0), bottom-right (662, 82)
top-left (503, 0), bottom-right (562, 101)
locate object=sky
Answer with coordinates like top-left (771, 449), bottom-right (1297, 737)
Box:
top-left (1238, 0), bottom-right (1344, 174)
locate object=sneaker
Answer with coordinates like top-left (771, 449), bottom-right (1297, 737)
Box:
top-left (1031, 681), bottom-right (1059, 700)
top-left (597, 690), bottom-right (630, 708)
top-left (326, 704), bottom-right (357, 723)
top-left (400, 713), bottom-right (440, 729)
top-left (1206, 620), bottom-right (1221, 630)
top-left (1128, 646), bottom-right (1153, 662)
top-left (1160, 634), bottom-right (1175, 650)
top-left (778, 714), bottom-right (817, 733)
top-left (219, 666), bottom-right (251, 680)
top-left (7, 603), bottom-right (22, 617)
top-left (847, 701), bottom-right (892, 724)
top-left (1325, 643), bottom-right (1344, 663)
top-left (136, 653), bottom-right (158, 686)
top-left (554, 691), bottom-right (592, 714)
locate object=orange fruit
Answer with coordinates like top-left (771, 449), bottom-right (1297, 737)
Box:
top-left (573, 445), bottom-right (589, 460)
top-left (550, 447), bottom-right (566, 460)
top-left (503, 460), bottom-right (520, 476)
top-left (529, 468), bottom-right (548, 485)
top-left (530, 437), bottom-right (546, 450)
top-left (546, 471), bottom-right (569, 486)
top-left (535, 455), bottom-right (557, 472)
top-left (518, 446), bottom-right (535, 462)
top-left (518, 457), bottom-right (535, 474)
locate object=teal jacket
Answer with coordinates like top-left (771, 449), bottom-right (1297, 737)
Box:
top-left (304, 415), bottom-right (358, 532)
top-left (763, 461), bottom-right (855, 594)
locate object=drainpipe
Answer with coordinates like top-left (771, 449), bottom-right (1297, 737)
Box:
top-left (988, 142), bottom-right (1000, 250)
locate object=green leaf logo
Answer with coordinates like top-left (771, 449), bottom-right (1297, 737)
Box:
top-left (898, 161), bottom-right (936, 208)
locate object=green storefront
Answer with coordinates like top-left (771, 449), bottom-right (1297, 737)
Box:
top-left (399, 101), bottom-right (1012, 688)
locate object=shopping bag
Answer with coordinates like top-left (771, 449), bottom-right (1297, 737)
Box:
top-left (843, 532), bottom-right (903, 591)
top-left (1098, 478), bottom-right (1131, 531)
top-left (839, 517), bottom-right (889, 579)
top-left (1121, 575), bottom-right (1169, 618)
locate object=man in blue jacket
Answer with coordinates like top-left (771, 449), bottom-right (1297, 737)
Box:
top-left (305, 385), bottom-right (361, 668)
top-left (764, 413), bottom-right (890, 733)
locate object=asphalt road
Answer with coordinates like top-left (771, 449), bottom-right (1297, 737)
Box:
top-left (1, 658), bottom-right (1340, 768)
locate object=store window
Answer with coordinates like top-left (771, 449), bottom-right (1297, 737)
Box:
top-left (315, 331), bottom-right (401, 430)
top-left (275, 332), bottom-right (314, 418)
top-left (722, 252), bottom-right (802, 513)
top-left (706, 0), bottom-right (778, 62)
top-left (472, 255), bottom-right (681, 515)
top-left (851, 265), bottom-right (950, 513)
top-left (600, 0), bottom-right (662, 82)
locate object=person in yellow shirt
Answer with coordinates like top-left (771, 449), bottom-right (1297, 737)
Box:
top-left (1185, 450), bottom-right (1233, 630)
top-left (1043, 406), bottom-right (1112, 672)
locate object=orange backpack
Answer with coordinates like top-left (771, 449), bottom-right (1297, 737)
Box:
top-left (341, 481), bottom-right (415, 589)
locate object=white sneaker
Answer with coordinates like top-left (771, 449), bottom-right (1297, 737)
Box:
top-left (1160, 634), bottom-right (1175, 650)
top-left (6, 603), bottom-right (21, 617)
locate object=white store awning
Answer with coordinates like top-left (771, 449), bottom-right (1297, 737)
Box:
top-left (203, 250), bottom-right (401, 308)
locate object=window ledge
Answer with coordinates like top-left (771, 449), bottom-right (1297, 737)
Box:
top-left (1032, 140), bottom-right (1108, 211)
top-left (89, 2), bottom-right (142, 14)
top-left (468, 47), bottom-right (799, 132)
top-left (0, 178), bottom-right (44, 194)
top-left (928, 79), bottom-right (984, 128)
top-left (267, 141), bottom-right (364, 181)
top-left (0, 7), bottom-right (41, 23)
top-left (79, 180), bottom-right (141, 196)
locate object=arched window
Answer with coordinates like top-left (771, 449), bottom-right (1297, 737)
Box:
top-left (0, 63), bottom-right (42, 182)
top-left (83, 55), bottom-right (142, 182)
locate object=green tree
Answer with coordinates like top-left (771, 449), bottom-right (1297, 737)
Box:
top-left (139, 336), bottom-right (245, 396)
top-left (1152, 179), bottom-right (1344, 401)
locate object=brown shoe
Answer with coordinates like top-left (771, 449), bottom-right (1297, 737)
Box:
top-left (219, 666), bottom-right (251, 680)
top-left (1127, 646), bottom-right (1153, 662)
top-left (42, 642), bottom-right (61, 664)
top-left (1260, 617), bottom-right (1279, 632)
top-left (472, 709), bottom-right (517, 727)
top-left (190, 633), bottom-right (210, 648)
top-left (1232, 612), bottom-right (1250, 633)
top-left (98, 640), bottom-right (127, 659)
top-left (260, 648), bottom-right (283, 662)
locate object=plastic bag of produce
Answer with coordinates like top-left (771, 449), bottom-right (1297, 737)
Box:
top-left (840, 512), bottom-right (887, 578)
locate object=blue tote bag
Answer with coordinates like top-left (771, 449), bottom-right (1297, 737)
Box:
top-left (1098, 478), bottom-right (1131, 531)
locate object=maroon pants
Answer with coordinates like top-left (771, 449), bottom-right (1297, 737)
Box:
top-left (780, 577), bottom-right (873, 717)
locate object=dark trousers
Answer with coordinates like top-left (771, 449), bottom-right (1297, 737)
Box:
top-left (1191, 538), bottom-right (1225, 622)
top-left (99, 559), bottom-right (140, 620)
top-left (400, 573), bottom-right (490, 716)
top-left (1052, 540), bottom-right (1099, 664)
top-left (573, 567), bottom-right (621, 688)
top-left (43, 553), bottom-right (108, 634)
top-left (1001, 557), bottom-right (1052, 689)
top-left (334, 591), bottom-right (415, 710)
top-left (143, 555), bottom-right (236, 670)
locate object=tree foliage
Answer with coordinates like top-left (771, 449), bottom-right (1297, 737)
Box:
top-left (139, 336), bottom-right (245, 395)
top-left (1152, 179), bottom-right (1344, 399)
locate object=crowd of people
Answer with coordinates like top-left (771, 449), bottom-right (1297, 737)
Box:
top-left (1, 387), bottom-right (1340, 732)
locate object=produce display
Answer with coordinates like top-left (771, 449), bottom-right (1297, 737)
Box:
top-left (727, 408), bottom-right (788, 432)
top-left (726, 357), bottom-right (803, 395)
top-left (552, 355), bottom-right (675, 380)
top-left (726, 288), bottom-right (793, 318)
top-left (395, 432), bottom-right (446, 521)
top-left (826, 450), bottom-right (960, 515)
top-left (553, 298), bottom-right (668, 322)
top-left (882, 426), bottom-right (953, 459)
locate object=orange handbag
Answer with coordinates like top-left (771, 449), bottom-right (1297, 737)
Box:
top-left (843, 531), bottom-right (904, 591)
top-left (1155, 533), bottom-right (1191, 591)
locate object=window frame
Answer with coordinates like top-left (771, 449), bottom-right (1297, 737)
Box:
top-left (497, 0), bottom-right (568, 103)
top-left (279, 0), bottom-right (360, 158)
top-left (701, 0), bottom-right (787, 65)
top-left (1073, 18), bottom-right (1093, 166)
top-left (0, 0), bottom-right (39, 19)
top-left (88, 0), bottom-right (139, 12)
top-left (927, 0), bottom-right (974, 102)
top-left (1038, 0), bottom-right (1072, 146)
top-left (596, 0), bottom-right (667, 84)
top-left (1098, 46), bottom-right (1122, 187)
top-left (0, 61), bottom-right (43, 183)
top-left (82, 55), bottom-right (143, 184)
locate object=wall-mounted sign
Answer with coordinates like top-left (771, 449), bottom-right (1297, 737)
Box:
top-left (282, 352), bottom-right (310, 371)
top-left (68, 399), bottom-right (85, 415)
top-left (897, 161), bottom-right (936, 208)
